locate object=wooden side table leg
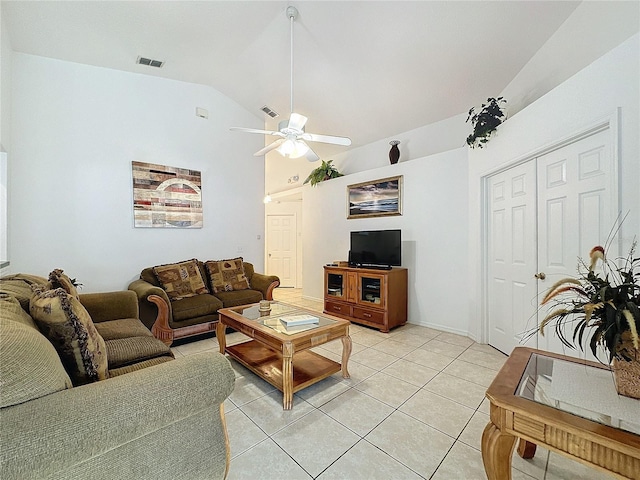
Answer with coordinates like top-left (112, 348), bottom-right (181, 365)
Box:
top-left (216, 321), bottom-right (226, 354)
top-left (341, 335), bottom-right (352, 379)
top-left (517, 438), bottom-right (537, 459)
top-left (282, 342), bottom-right (294, 410)
top-left (482, 421), bottom-right (517, 480)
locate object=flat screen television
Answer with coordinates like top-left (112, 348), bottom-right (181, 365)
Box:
top-left (349, 229), bottom-right (401, 269)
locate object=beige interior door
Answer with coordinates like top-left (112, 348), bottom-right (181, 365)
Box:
top-left (487, 127), bottom-right (617, 357)
top-left (266, 214), bottom-right (297, 288)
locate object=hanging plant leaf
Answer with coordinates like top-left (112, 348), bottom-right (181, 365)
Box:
top-left (303, 160), bottom-right (344, 187)
top-left (466, 97), bottom-right (507, 149)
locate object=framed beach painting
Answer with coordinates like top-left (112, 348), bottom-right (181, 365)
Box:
top-left (347, 175), bottom-right (403, 219)
top-left (132, 161), bottom-right (203, 228)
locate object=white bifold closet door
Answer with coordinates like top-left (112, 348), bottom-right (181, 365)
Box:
top-left (487, 128), bottom-right (617, 359)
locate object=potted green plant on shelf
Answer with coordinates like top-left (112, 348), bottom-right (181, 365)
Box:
top-left (303, 160), bottom-right (344, 187)
top-left (538, 243), bottom-right (640, 399)
top-left (466, 97), bottom-right (507, 148)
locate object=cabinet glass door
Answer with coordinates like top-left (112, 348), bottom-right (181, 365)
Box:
top-left (359, 275), bottom-right (383, 306)
top-left (326, 272), bottom-right (345, 299)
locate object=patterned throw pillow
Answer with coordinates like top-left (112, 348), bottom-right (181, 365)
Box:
top-left (48, 268), bottom-right (80, 299)
top-left (205, 257), bottom-right (250, 293)
top-left (153, 259), bottom-right (210, 301)
top-left (29, 286), bottom-right (108, 386)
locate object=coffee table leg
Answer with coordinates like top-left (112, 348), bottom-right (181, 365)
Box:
top-left (482, 421), bottom-right (516, 480)
top-left (282, 342), bottom-right (294, 410)
top-left (216, 321), bottom-right (226, 354)
top-left (341, 335), bottom-right (352, 379)
top-left (517, 438), bottom-right (537, 459)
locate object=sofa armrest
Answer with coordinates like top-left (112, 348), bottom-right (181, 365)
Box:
top-left (250, 272), bottom-right (280, 300)
top-left (0, 352), bottom-right (235, 479)
top-left (79, 290), bottom-right (139, 323)
top-left (128, 279), bottom-right (172, 330)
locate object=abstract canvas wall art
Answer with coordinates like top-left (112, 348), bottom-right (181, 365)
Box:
top-left (132, 161), bottom-right (203, 228)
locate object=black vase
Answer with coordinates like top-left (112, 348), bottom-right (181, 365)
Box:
top-left (389, 141), bottom-right (400, 164)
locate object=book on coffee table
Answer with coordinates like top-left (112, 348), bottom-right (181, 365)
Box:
top-left (262, 318), bottom-right (319, 335)
top-left (279, 314), bottom-right (319, 327)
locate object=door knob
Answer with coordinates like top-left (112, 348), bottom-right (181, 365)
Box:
top-left (534, 272), bottom-right (546, 280)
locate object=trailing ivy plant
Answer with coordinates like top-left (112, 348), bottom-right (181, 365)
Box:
top-left (466, 97), bottom-right (507, 149)
top-left (303, 160), bottom-right (344, 187)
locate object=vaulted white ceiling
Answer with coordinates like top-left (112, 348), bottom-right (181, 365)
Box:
top-left (2, 1), bottom-right (638, 158)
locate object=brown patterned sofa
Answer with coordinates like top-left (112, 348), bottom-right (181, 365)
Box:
top-left (0, 273), bottom-right (235, 480)
top-left (128, 258), bottom-right (280, 346)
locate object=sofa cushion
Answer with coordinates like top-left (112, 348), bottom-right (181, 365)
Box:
top-left (105, 336), bottom-right (174, 369)
top-left (153, 259), bottom-right (210, 301)
top-left (30, 287), bottom-right (109, 386)
top-left (214, 289), bottom-right (264, 309)
top-left (140, 266), bottom-right (161, 287)
top-left (0, 274), bottom-right (48, 311)
top-left (94, 318), bottom-right (153, 341)
top-left (48, 268), bottom-right (80, 299)
top-left (108, 356), bottom-right (174, 378)
top-left (171, 293), bottom-right (223, 322)
top-left (205, 257), bottom-right (250, 293)
top-left (0, 318), bottom-right (73, 408)
top-left (0, 293), bottom-right (37, 329)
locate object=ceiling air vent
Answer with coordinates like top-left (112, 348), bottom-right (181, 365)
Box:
top-left (136, 56), bottom-right (164, 68)
top-left (260, 105), bottom-right (279, 118)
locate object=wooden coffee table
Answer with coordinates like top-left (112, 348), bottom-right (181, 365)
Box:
top-left (217, 302), bottom-right (351, 409)
top-left (482, 347), bottom-right (640, 480)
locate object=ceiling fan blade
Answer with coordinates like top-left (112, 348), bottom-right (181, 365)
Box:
top-left (304, 146), bottom-right (320, 162)
top-left (301, 132), bottom-right (352, 146)
top-left (287, 113), bottom-right (308, 132)
top-left (254, 139), bottom-right (285, 156)
top-left (231, 127), bottom-right (283, 136)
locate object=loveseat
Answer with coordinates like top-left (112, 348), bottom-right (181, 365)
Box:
top-left (129, 258), bottom-right (279, 346)
top-left (0, 273), bottom-right (235, 480)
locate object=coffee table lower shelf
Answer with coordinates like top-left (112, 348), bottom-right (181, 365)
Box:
top-left (226, 340), bottom-right (341, 394)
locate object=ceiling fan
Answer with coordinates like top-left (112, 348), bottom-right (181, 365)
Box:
top-left (230, 6), bottom-right (351, 162)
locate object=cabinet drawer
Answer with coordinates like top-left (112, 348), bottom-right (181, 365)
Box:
top-left (353, 307), bottom-right (385, 325)
top-left (325, 300), bottom-right (350, 317)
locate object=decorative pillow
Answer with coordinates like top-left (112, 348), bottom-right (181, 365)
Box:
top-left (29, 286), bottom-right (108, 386)
top-left (205, 257), bottom-right (250, 293)
top-left (153, 259), bottom-right (210, 301)
top-left (48, 268), bottom-right (80, 299)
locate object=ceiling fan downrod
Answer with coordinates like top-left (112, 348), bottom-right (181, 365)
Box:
top-left (287, 6), bottom-right (298, 115)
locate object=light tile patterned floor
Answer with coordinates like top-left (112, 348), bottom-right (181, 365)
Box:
top-left (172, 288), bottom-right (614, 480)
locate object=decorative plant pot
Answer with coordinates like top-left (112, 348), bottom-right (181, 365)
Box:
top-left (612, 340), bottom-right (640, 400)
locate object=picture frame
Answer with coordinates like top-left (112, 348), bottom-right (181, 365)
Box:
top-left (347, 175), bottom-right (403, 219)
top-left (132, 161), bottom-right (203, 228)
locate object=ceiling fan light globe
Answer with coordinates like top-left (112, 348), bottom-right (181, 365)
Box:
top-left (277, 139), bottom-right (309, 158)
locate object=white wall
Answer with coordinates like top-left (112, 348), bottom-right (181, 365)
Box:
top-left (302, 147), bottom-right (470, 335)
top-left (9, 53), bottom-right (265, 292)
top-left (0, 7), bottom-right (11, 151)
top-left (264, 112), bottom-right (468, 196)
top-left (468, 33), bottom-right (640, 341)
top-left (0, 10), bottom-right (12, 273)
top-left (501, 1), bottom-right (640, 117)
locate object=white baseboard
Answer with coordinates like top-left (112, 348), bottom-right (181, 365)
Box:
top-left (302, 295), bottom-right (323, 303)
top-left (407, 320), bottom-right (480, 343)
